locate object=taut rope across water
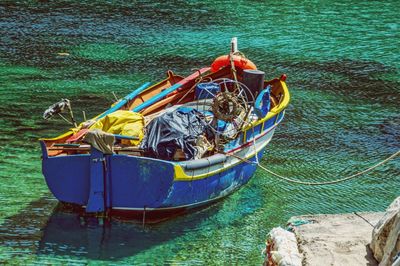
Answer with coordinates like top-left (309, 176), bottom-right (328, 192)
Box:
top-left (225, 149), bottom-right (400, 186)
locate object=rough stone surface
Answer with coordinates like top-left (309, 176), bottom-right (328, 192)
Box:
top-left (370, 196), bottom-right (400, 266)
top-left (266, 227), bottom-right (302, 266)
top-left (292, 212), bottom-right (384, 266)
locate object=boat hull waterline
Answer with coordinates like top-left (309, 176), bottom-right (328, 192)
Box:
top-left (40, 114), bottom-right (284, 221)
top-left (40, 53), bottom-right (290, 221)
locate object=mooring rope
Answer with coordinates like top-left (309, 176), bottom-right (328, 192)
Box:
top-left (226, 149), bottom-right (400, 186)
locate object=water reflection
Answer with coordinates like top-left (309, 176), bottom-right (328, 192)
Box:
top-left (0, 197), bottom-right (56, 250)
top-left (0, 197), bottom-right (222, 260)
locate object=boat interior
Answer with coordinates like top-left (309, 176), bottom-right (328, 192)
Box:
top-left (41, 65), bottom-right (287, 161)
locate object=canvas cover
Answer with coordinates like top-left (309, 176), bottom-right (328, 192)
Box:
top-left (90, 110), bottom-right (144, 146)
top-left (83, 129), bottom-right (115, 154)
top-left (140, 107), bottom-right (213, 161)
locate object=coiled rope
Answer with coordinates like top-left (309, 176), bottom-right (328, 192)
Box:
top-left (226, 149), bottom-right (400, 186)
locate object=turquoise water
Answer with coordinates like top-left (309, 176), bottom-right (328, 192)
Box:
top-left (0, 1), bottom-right (399, 264)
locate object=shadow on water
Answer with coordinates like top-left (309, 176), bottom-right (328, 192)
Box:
top-left (0, 197), bottom-right (57, 260)
top-left (0, 197), bottom-right (223, 260)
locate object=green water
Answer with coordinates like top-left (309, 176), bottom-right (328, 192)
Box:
top-left (0, 1), bottom-right (399, 264)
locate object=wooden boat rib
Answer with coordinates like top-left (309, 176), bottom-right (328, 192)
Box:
top-left (39, 47), bottom-right (290, 222)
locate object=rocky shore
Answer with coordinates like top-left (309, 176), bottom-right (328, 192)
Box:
top-left (264, 197), bottom-right (400, 266)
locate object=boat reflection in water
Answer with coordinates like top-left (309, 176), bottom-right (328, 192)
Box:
top-left (37, 202), bottom-right (222, 260)
top-left (40, 40), bottom-right (289, 220)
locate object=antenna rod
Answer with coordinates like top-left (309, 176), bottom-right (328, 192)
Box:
top-left (231, 37), bottom-right (238, 53)
top-left (66, 102), bottom-right (78, 128)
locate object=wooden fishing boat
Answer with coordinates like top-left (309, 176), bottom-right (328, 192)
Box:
top-left (40, 41), bottom-right (290, 222)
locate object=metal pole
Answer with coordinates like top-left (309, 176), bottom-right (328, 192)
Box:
top-left (142, 206), bottom-right (146, 228)
top-left (66, 100), bottom-right (78, 128)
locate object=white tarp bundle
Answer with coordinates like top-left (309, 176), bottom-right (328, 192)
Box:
top-left (370, 196), bottom-right (400, 266)
top-left (265, 227), bottom-right (302, 266)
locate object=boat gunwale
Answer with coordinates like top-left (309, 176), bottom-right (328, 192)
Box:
top-left (40, 111), bottom-right (284, 188)
top-left (39, 74), bottom-right (289, 141)
top-left (39, 74), bottom-right (290, 179)
top-left (173, 111), bottom-right (284, 181)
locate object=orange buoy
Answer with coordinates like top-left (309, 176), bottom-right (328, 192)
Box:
top-left (211, 54), bottom-right (257, 73)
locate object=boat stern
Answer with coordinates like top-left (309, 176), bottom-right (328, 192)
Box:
top-left (40, 142), bottom-right (175, 212)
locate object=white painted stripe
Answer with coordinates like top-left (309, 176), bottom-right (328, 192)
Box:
top-left (111, 187), bottom-right (240, 212)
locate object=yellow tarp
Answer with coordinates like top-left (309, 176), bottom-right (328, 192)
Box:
top-left (90, 110), bottom-right (145, 146)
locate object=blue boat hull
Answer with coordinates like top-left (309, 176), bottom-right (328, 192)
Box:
top-left (40, 131), bottom-right (278, 222)
top-left (41, 145), bottom-right (263, 216)
top-left (40, 107), bottom-right (286, 221)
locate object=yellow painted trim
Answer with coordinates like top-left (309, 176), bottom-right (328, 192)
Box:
top-left (39, 129), bottom-right (76, 141)
top-left (174, 148), bottom-right (257, 181)
top-left (174, 133), bottom-right (270, 182)
top-left (242, 80), bottom-right (290, 131)
top-left (173, 80), bottom-right (290, 181)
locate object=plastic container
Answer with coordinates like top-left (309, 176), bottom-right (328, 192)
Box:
top-left (195, 83), bottom-right (220, 100)
top-left (242, 69), bottom-right (265, 101)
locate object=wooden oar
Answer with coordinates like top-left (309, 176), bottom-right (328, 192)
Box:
top-left (66, 128), bottom-right (89, 143)
top-left (97, 82), bottom-right (151, 119)
top-left (49, 145), bottom-right (143, 152)
top-left (133, 67), bottom-right (210, 113)
top-left (66, 82), bottom-right (151, 143)
top-left (114, 134), bottom-right (139, 140)
top-left (62, 133), bottom-right (140, 148)
top-left (54, 143), bottom-right (81, 147)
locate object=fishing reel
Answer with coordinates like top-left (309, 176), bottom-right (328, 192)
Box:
top-left (195, 78), bottom-right (255, 140)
